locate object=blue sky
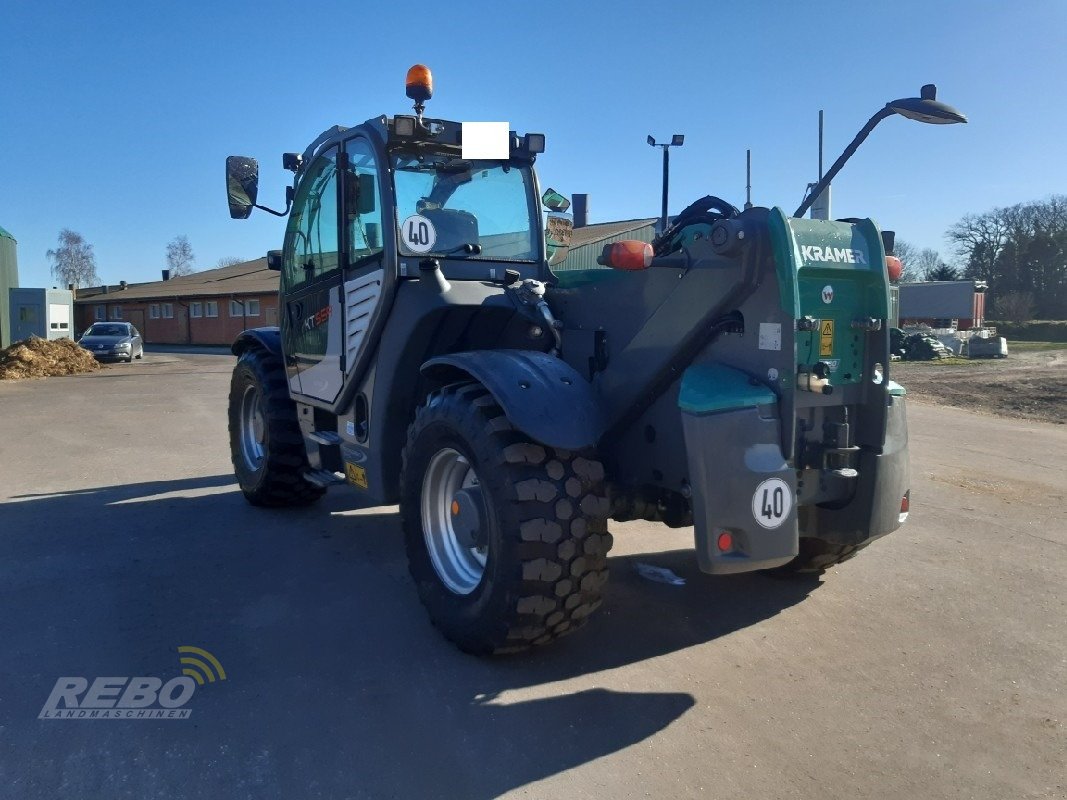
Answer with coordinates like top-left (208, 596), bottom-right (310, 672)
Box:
top-left (2, 1), bottom-right (1065, 288)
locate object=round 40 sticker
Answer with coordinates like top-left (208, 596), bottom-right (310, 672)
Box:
top-left (401, 214), bottom-right (436, 254)
top-left (751, 478), bottom-right (793, 529)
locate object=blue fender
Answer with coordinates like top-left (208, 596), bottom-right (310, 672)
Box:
top-left (232, 326), bottom-right (282, 357)
top-left (421, 350), bottom-right (605, 451)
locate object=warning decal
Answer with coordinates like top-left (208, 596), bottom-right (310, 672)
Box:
top-left (819, 319), bottom-right (834, 357)
top-left (345, 463), bottom-right (368, 489)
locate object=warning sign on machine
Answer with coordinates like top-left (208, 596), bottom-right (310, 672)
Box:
top-left (819, 319), bottom-right (834, 357)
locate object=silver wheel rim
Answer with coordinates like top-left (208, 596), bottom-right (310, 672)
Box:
top-left (239, 384), bottom-right (266, 471)
top-left (421, 448), bottom-right (487, 595)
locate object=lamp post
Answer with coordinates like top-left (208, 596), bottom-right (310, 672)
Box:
top-left (795, 84), bottom-right (967, 219)
top-left (648, 134), bottom-right (684, 233)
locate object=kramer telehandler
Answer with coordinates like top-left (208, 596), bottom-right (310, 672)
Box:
top-left (224, 66), bottom-right (966, 654)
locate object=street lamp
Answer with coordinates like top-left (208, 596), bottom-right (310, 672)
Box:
top-left (648, 133), bottom-right (684, 233)
top-left (794, 84), bottom-right (967, 219)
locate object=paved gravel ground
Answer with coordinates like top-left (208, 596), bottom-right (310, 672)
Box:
top-left (894, 348), bottom-right (1067, 425)
top-left (0, 352), bottom-right (1063, 799)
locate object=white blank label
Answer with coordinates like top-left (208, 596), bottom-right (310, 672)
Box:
top-left (758, 323), bottom-right (781, 351)
top-left (462, 122), bottom-right (509, 159)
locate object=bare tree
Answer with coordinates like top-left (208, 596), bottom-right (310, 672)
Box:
top-left (995, 291), bottom-right (1036, 323)
top-left (891, 239), bottom-right (919, 282)
top-left (946, 195), bottom-right (1067, 317)
top-left (46, 229), bottom-right (100, 288)
top-left (912, 248), bottom-right (954, 280)
top-left (165, 235), bottom-right (196, 277)
top-left (947, 210), bottom-right (1010, 280)
top-left (893, 240), bottom-right (955, 281)
top-left (215, 256), bottom-right (245, 268)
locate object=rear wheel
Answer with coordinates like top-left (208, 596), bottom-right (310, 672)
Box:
top-left (401, 383), bottom-right (612, 655)
top-left (228, 348), bottom-right (325, 507)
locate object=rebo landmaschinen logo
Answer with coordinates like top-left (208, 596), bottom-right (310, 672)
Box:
top-left (39, 646), bottom-right (226, 720)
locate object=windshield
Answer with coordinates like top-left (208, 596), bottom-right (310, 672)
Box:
top-left (85, 324), bottom-right (127, 337)
top-left (392, 155), bottom-right (538, 262)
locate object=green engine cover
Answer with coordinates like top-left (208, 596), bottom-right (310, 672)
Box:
top-left (768, 211), bottom-right (890, 386)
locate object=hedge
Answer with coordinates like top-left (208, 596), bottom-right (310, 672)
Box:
top-left (986, 320), bottom-right (1067, 342)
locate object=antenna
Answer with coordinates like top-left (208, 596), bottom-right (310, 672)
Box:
top-left (745, 149), bottom-right (753, 210)
top-left (818, 109), bottom-right (824, 179)
top-left (808, 109), bottom-right (831, 219)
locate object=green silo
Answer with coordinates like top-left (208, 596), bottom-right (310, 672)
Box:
top-left (0, 226), bottom-right (19, 349)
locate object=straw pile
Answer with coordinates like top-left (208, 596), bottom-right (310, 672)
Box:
top-left (0, 336), bottom-right (103, 380)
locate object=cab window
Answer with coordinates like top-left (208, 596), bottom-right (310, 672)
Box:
top-left (392, 156), bottom-right (538, 261)
top-left (343, 137), bottom-right (384, 267)
top-left (283, 148), bottom-right (340, 291)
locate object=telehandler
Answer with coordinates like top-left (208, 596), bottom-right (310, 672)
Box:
top-left (224, 66), bottom-right (965, 653)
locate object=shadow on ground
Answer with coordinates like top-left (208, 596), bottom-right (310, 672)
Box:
top-left (0, 476), bottom-right (820, 799)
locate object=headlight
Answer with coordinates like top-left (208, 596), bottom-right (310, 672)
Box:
top-left (115, 342), bottom-right (131, 349)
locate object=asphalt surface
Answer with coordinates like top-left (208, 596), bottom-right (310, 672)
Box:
top-left (0, 353), bottom-right (1063, 799)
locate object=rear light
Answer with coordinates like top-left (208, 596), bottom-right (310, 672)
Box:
top-left (899, 492), bottom-right (910, 523)
top-left (716, 530), bottom-right (733, 552)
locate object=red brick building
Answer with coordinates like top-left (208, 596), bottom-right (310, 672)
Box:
top-left (74, 259), bottom-right (280, 345)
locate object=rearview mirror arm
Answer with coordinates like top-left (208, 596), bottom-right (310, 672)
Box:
top-left (253, 200), bottom-right (291, 217)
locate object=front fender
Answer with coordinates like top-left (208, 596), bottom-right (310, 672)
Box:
top-left (421, 350), bottom-right (605, 451)
top-left (232, 326), bottom-right (282, 357)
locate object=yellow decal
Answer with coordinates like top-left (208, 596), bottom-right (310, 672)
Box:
top-left (345, 463), bottom-right (368, 489)
top-left (819, 319), bottom-right (835, 357)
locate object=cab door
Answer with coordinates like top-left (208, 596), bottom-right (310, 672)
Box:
top-left (281, 147), bottom-right (345, 401)
top-left (338, 134), bottom-right (387, 378)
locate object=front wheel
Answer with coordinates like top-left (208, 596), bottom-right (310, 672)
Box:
top-left (227, 348), bottom-right (325, 507)
top-left (401, 383), bottom-right (613, 655)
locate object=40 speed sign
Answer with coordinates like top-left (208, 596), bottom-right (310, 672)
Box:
top-left (751, 478), bottom-right (793, 529)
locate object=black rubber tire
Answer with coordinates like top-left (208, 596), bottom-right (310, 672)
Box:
top-left (135, 347), bottom-right (143, 360)
top-left (227, 348), bottom-right (325, 507)
top-left (765, 537), bottom-right (869, 576)
top-left (401, 383), bottom-right (613, 655)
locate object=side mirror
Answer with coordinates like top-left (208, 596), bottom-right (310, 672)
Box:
top-left (541, 188), bottom-right (571, 212)
top-left (545, 212), bottom-right (573, 267)
top-left (266, 250), bottom-right (283, 271)
top-left (226, 156), bottom-right (259, 219)
top-left (597, 240), bottom-right (653, 271)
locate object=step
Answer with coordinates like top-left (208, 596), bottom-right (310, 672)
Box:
top-left (303, 469), bottom-right (346, 488)
top-left (308, 431), bottom-right (342, 446)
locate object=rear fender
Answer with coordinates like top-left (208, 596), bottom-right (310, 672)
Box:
top-left (421, 350), bottom-right (605, 451)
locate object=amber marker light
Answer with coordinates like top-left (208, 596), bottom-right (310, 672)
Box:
top-left (599, 240), bottom-right (654, 271)
top-left (886, 255), bottom-right (903, 282)
top-left (406, 64), bottom-right (433, 103)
